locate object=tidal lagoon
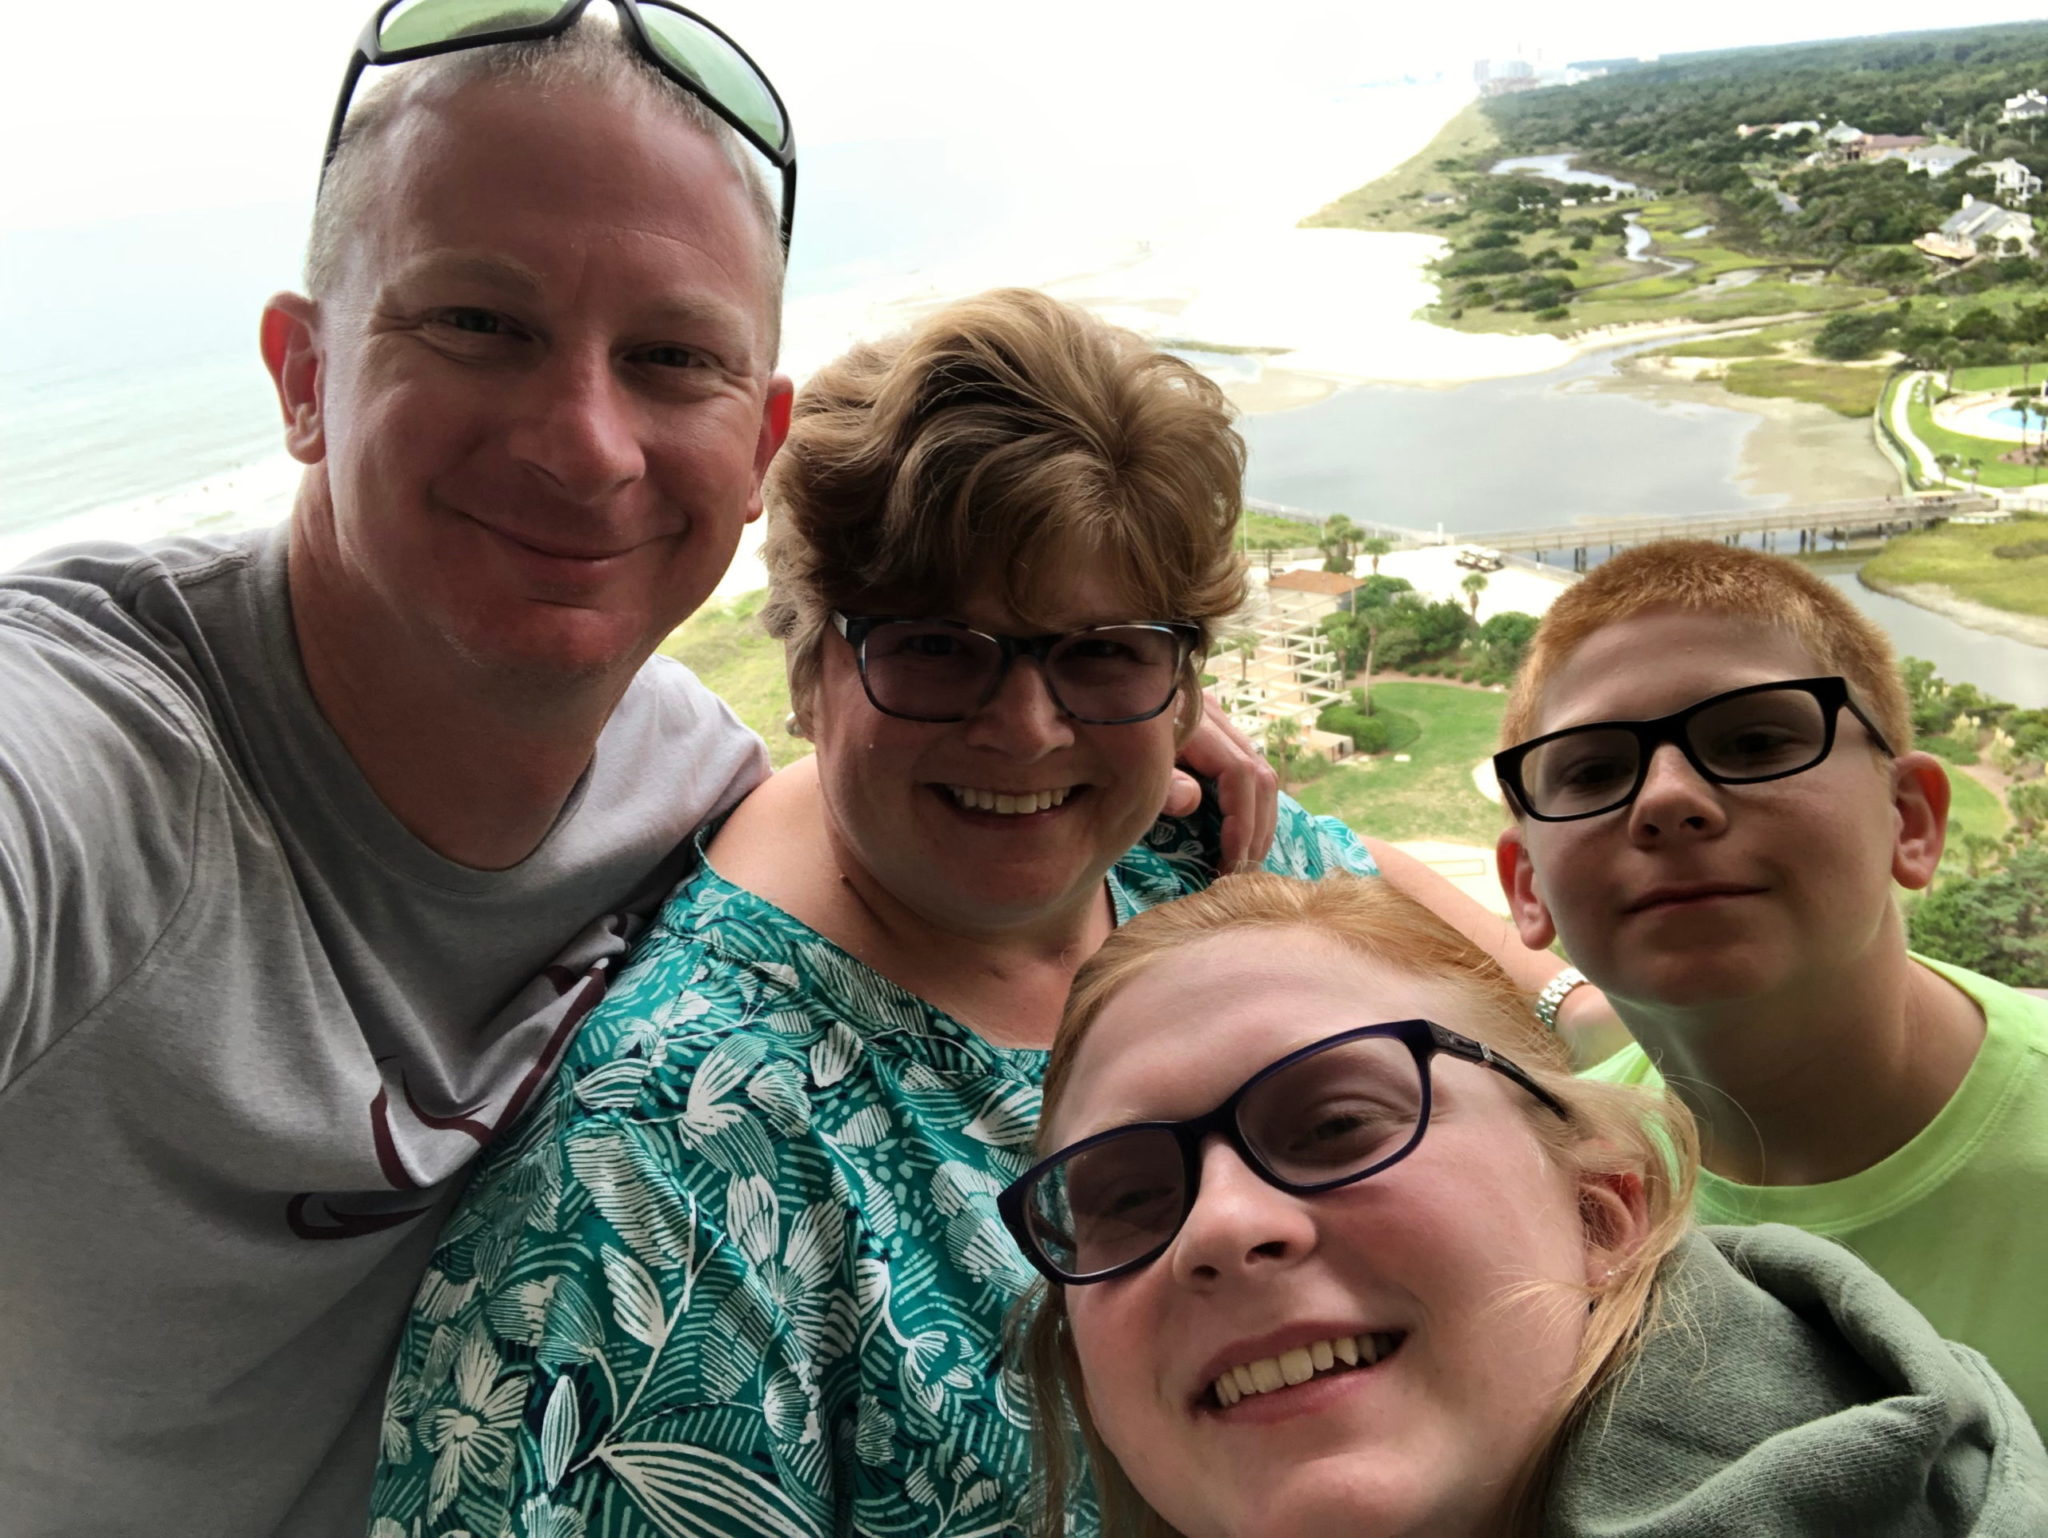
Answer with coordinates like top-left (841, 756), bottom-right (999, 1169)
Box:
top-left (1239, 345), bottom-right (2048, 706)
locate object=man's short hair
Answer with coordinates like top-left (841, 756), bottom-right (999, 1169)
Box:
top-left (1501, 539), bottom-right (1912, 762)
top-left (305, 15), bottom-right (785, 351)
top-left (758, 287), bottom-right (1249, 732)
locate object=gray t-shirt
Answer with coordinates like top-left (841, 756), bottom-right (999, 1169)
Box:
top-left (0, 528), bottom-right (769, 1536)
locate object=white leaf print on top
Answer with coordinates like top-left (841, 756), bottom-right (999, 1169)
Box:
top-left (597, 1444), bottom-right (828, 1538)
top-left (564, 1125), bottom-right (695, 1271)
top-left (600, 1246), bottom-right (667, 1349)
top-left (368, 801), bottom-right (1365, 1536)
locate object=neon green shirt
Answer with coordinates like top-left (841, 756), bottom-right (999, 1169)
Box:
top-left (1584, 957), bottom-right (2048, 1438)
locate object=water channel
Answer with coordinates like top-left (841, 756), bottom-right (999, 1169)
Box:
top-left (1238, 343), bottom-right (2048, 706)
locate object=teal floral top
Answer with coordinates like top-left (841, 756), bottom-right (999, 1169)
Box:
top-left (368, 797), bottom-right (1375, 1538)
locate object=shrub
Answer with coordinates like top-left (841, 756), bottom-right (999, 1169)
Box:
top-left (1919, 732), bottom-right (1980, 766)
top-left (1535, 305), bottom-right (1570, 321)
top-left (1317, 704), bottom-right (1387, 753)
top-left (1907, 845), bottom-right (2048, 988)
top-left (1445, 248), bottom-right (1533, 277)
top-left (1812, 310), bottom-right (1893, 361)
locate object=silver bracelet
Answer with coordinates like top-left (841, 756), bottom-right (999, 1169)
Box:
top-left (1534, 966), bottom-right (1588, 1033)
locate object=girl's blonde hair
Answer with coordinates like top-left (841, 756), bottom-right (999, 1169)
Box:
top-left (1014, 873), bottom-right (1699, 1537)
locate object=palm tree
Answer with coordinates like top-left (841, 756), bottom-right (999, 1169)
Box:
top-left (1461, 571), bottom-right (1489, 619)
top-left (1320, 515), bottom-right (1360, 575)
top-left (1265, 715), bottom-right (1301, 787)
top-left (1358, 537), bottom-right (1393, 575)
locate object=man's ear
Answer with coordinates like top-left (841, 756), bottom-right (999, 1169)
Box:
top-left (1496, 824), bottom-right (1557, 951)
top-left (1579, 1170), bottom-right (1650, 1288)
top-left (743, 374), bottom-right (796, 524)
top-left (1889, 750), bottom-right (1951, 892)
top-left (261, 293), bottom-right (325, 465)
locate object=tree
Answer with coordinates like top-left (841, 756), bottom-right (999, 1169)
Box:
top-left (1264, 715), bottom-right (1302, 786)
top-left (1907, 845), bottom-right (2048, 988)
top-left (2010, 780), bottom-right (2048, 838)
top-left (1319, 515), bottom-right (1360, 576)
top-left (1461, 571), bottom-right (1489, 618)
top-left (1358, 537), bottom-right (1392, 575)
top-left (1476, 610), bottom-right (1541, 677)
top-left (1812, 309), bottom-right (1895, 360)
top-left (1961, 831), bottom-right (2004, 878)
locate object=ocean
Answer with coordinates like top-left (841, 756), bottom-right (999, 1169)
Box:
top-left (0, 79), bottom-right (1469, 569)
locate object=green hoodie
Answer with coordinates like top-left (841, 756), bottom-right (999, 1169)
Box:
top-left (1545, 1224), bottom-right (2048, 1537)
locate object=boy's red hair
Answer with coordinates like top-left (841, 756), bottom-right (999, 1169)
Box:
top-left (1501, 540), bottom-right (1912, 759)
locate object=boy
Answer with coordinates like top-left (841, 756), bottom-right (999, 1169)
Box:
top-left (1493, 540), bottom-right (2046, 1431)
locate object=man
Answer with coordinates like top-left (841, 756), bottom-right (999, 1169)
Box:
top-left (0, 10), bottom-right (795, 1533)
top-left (0, 12), bottom-right (1288, 1531)
top-left (1493, 539), bottom-right (2048, 1432)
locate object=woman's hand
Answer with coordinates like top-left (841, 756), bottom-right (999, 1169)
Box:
top-left (1163, 691), bottom-right (1279, 871)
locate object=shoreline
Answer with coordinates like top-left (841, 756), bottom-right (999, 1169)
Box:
top-left (1857, 574), bottom-right (2048, 648)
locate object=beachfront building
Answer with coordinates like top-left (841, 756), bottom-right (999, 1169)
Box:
top-left (2001, 89), bottom-right (2048, 124)
top-left (1976, 158), bottom-right (2044, 205)
top-left (1877, 144), bottom-right (1976, 177)
top-left (1215, 603), bottom-right (1353, 764)
top-left (1915, 196), bottom-right (2038, 261)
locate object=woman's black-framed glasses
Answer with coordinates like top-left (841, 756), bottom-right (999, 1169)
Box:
top-left (1492, 676), bottom-right (1895, 824)
top-left (322, 0), bottom-right (797, 249)
top-left (831, 613), bottom-right (1201, 726)
top-left (999, 1019), bottom-right (1569, 1286)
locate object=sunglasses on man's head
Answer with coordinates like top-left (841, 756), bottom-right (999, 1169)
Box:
top-left (324, 0), bottom-right (797, 249)
top-left (1492, 676), bottom-right (1895, 824)
top-left (998, 1019), bottom-right (1568, 1287)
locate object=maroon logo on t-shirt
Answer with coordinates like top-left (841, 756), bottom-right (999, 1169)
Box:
top-left (285, 922), bottom-right (625, 1240)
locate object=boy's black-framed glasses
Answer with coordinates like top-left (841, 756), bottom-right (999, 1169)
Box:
top-left (1492, 676), bottom-right (1895, 824)
top-left (322, 0), bottom-right (797, 249)
top-left (999, 1019), bottom-right (1569, 1287)
top-left (830, 613), bottom-right (1201, 726)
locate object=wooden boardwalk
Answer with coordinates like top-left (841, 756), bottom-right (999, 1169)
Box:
top-left (1247, 493), bottom-right (1998, 565)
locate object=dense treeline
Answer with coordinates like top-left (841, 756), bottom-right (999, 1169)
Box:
top-left (1486, 22), bottom-right (2048, 256)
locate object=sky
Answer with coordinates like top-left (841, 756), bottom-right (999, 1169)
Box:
top-left (4, 0), bottom-right (2047, 232)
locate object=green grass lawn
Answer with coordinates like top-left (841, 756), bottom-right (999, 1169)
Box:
top-left (1950, 359), bottom-right (2048, 392)
top-left (1721, 359), bottom-right (1886, 417)
top-left (1240, 510), bottom-right (1320, 547)
top-left (1931, 770), bottom-right (2013, 887)
top-left (1290, 681), bottom-right (1509, 845)
top-left (659, 589), bottom-right (808, 769)
top-left (1902, 382), bottom-right (2048, 489)
top-left (1862, 513), bottom-right (2048, 620)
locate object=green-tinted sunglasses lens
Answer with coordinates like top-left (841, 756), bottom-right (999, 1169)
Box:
top-left (378, 0), bottom-right (562, 52)
top-left (635, 4), bottom-right (787, 152)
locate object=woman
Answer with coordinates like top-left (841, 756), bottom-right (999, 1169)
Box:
top-left (369, 290), bottom-right (1585, 1537)
top-left (1007, 873), bottom-right (2048, 1538)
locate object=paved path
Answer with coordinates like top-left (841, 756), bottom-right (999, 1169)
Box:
top-left (1885, 370), bottom-right (1947, 488)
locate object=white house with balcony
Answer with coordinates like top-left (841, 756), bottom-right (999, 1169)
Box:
top-left (1975, 158), bottom-right (2044, 204)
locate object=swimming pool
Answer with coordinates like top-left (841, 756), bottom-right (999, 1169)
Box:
top-left (1989, 403), bottom-right (2048, 431)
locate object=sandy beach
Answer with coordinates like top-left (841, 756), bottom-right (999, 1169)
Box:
top-left (1592, 358), bottom-right (1900, 505)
